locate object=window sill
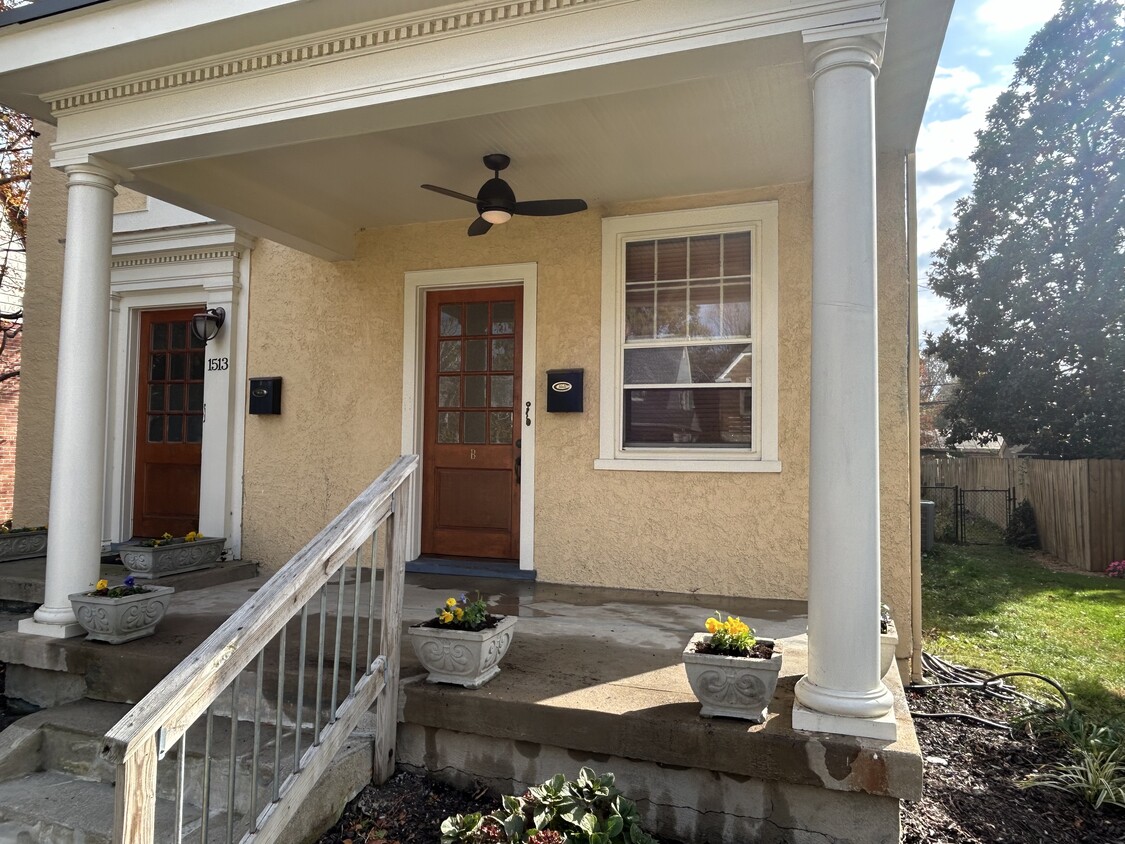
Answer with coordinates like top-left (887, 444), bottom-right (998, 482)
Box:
top-left (593, 458), bottom-right (782, 474)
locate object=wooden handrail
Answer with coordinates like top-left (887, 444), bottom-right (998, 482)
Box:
top-left (105, 454), bottom-right (418, 843)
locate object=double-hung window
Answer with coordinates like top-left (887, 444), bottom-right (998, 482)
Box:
top-left (597, 203), bottom-right (779, 472)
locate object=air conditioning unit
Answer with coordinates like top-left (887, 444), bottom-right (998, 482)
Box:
top-left (920, 500), bottom-right (936, 553)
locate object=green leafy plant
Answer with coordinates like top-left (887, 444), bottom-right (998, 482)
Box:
top-left (1019, 710), bottom-right (1125, 809)
top-left (0, 519), bottom-right (47, 533)
top-left (1004, 500), bottom-right (1039, 549)
top-left (440, 768), bottom-right (659, 844)
top-left (427, 592), bottom-right (496, 631)
top-left (135, 530), bottom-right (204, 548)
top-left (880, 604), bottom-right (893, 634)
top-left (84, 575), bottom-right (152, 598)
top-left (700, 612), bottom-right (755, 656)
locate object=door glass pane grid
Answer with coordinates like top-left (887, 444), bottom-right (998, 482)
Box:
top-left (433, 299), bottom-right (516, 445)
top-left (147, 318), bottom-right (205, 444)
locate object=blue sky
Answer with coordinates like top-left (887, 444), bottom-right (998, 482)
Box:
top-left (916, 0), bottom-right (1062, 335)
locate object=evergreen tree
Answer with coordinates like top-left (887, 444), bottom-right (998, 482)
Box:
top-left (927, 0), bottom-right (1125, 457)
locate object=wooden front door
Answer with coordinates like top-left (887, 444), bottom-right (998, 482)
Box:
top-left (421, 287), bottom-right (522, 559)
top-left (132, 308), bottom-right (205, 538)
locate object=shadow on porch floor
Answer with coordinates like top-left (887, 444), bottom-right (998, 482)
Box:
top-left (0, 570), bottom-right (922, 843)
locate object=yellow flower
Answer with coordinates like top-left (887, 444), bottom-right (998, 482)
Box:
top-left (161, 532), bottom-right (173, 541)
top-left (454, 607), bottom-right (464, 620)
top-left (445, 597), bottom-right (458, 608)
top-left (185, 531), bottom-right (198, 542)
top-left (95, 579), bottom-right (108, 591)
top-left (705, 617), bottom-right (720, 634)
top-left (439, 611), bottom-right (454, 623)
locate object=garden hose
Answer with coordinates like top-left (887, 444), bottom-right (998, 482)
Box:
top-left (906, 651), bottom-right (1072, 730)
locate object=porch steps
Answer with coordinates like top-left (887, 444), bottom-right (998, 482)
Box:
top-left (0, 699), bottom-right (372, 843)
top-left (0, 556), bottom-right (259, 609)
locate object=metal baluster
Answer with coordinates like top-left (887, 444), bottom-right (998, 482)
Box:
top-left (350, 548), bottom-right (362, 695)
top-left (314, 585), bottom-right (327, 745)
top-left (200, 707), bottom-right (214, 844)
top-left (294, 603), bottom-right (309, 772)
top-left (250, 651), bottom-right (264, 832)
top-left (174, 734), bottom-right (186, 843)
top-left (330, 566), bottom-right (346, 720)
top-left (273, 627), bottom-right (287, 803)
top-left (366, 529), bottom-right (379, 673)
top-left (226, 676), bottom-right (240, 843)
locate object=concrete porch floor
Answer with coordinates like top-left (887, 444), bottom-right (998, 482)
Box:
top-left (0, 567), bottom-right (922, 843)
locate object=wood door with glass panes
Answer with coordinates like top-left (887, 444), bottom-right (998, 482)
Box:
top-left (132, 308), bottom-right (205, 538)
top-left (421, 287), bottom-right (522, 559)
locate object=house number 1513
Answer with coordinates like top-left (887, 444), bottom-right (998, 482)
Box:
top-left (207, 357), bottom-right (229, 371)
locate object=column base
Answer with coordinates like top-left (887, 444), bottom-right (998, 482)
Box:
top-left (18, 617), bottom-right (86, 639)
top-left (791, 701), bottom-right (897, 741)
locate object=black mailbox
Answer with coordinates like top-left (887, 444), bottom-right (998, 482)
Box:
top-left (249, 377), bottom-right (282, 415)
top-left (546, 369), bottom-right (583, 412)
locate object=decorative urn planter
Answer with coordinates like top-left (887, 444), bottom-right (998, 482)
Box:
top-left (69, 585), bottom-right (175, 644)
top-left (682, 633), bottom-right (782, 722)
top-left (0, 529), bottom-right (48, 562)
top-left (118, 537), bottom-right (225, 579)
top-left (880, 619), bottom-right (899, 678)
top-left (407, 615), bottom-right (517, 688)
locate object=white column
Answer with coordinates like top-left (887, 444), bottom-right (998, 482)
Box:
top-left (792, 22), bottom-right (896, 740)
top-left (20, 161), bottom-right (122, 638)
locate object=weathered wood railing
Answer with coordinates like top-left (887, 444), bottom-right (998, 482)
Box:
top-left (103, 455), bottom-right (418, 843)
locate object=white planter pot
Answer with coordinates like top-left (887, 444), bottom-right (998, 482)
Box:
top-left (119, 537), bottom-right (225, 579)
top-left (880, 619), bottom-right (899, 678)
top-left (69, 585), bottom-right (175, 644)
top-left (0, 529), bottom-right (48, 562)
top-left (682, 632), bottom-right (782, 722)
top-left (407, 615), bottom-right (517, 688)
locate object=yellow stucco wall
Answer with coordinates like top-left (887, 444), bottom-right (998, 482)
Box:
top-left (12, 123), bottom-right (65, 527)
top-left (241, 174), bottom-right (911, 609)
top-left (14, 147), bottom-right (916, 625)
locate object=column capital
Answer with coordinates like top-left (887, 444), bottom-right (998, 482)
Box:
top-left (57, 155), bottom-right (132, 188)
top-left (803, 19), bottom-right (886, 81)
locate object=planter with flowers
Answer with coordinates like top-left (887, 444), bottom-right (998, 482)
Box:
top-left (0, 521), bottom-right (48, 562)
top-left (118, 531), bottom-right (225, 579)
top-left (880, 604), bottom-right (898, 678)
top-left (69, 576), bottom-right (175, 644)
top-left (407, 593), bottom-right (516, 688)
top-left (682, 613), bottom-right (782, 722)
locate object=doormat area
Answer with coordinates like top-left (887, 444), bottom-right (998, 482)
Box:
top-left (407, 556), bottom-right (535, 581)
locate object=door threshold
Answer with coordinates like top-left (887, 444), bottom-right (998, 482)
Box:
top-left (407, 555), bottom-right (535, 581)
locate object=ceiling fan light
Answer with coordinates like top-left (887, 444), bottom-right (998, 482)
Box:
top-left (481, 208), bottom-right (512, 225)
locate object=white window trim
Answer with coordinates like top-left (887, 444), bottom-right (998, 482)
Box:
top-left (596, 202), bottom-right (780, 473)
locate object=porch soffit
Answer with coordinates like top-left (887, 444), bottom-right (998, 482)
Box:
top-left (0, 0), bottom-right (949, 260)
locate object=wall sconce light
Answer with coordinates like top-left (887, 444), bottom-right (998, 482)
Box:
top-left (190, 307), bottom-right (226, 344)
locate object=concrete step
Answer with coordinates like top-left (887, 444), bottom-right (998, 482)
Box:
top-left (0, 700), bottom-right (372, 843)
top-left (0, 557), bottom-right (258, 608)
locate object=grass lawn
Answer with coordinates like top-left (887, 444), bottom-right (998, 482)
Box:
top-left (922, 542), bottom-right (1125, 723)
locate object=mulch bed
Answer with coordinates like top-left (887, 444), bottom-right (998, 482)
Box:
top-left (902, 685), bottom-right (1125, 843)
top-left (317, 684), bottom-right (1125, 844)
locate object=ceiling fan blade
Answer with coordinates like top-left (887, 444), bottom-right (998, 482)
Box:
top-left (468, 217), bottom-right (493, 237)
top-left (512, 198), bottom-right (588, 217)
top-left (421, 184), bottom-right (480, 204)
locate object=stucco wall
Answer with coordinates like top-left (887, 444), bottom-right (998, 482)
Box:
top-left (14, 146), bottom-right (915, 619)
top-left (241, 175), bottom-right (911, 609)
top-left (12, 122), bottom-right (65, 527)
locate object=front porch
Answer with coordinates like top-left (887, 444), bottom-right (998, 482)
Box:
top-left (0, 567), bottom-right (922, 843)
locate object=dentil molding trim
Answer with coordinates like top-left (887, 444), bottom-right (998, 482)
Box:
top-left (49, 0), bottom-right (617, 113)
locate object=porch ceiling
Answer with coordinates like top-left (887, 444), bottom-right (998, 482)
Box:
top-left (0, 0), bottom-right (951, 260)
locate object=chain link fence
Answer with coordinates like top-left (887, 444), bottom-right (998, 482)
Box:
top-left (922, 485), bottom-right (1016, 545)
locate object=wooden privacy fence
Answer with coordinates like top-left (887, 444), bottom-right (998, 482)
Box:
top-left (921, 455), bottom-right (1125, 572)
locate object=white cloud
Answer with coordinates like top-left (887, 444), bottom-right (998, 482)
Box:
top-left (975, 0), bottom-right (1060, 34)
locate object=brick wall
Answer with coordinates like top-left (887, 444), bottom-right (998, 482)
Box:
top-left (0, 326), bottom-right (21, 521)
